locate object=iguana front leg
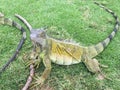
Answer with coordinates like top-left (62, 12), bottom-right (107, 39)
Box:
top-left (27, 43), bottom-right (42, 67)
top-left (31, 53), bottom-right (51, 88)
top-left (25, 51), bottom-right (41, 68)
top-left (83, 56), bottom-right (107, 80)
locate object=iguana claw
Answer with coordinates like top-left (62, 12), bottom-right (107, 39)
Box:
top-left (96, 73), bottom-right (112, 81)
top-left (25, 59), bottom-right (41, 68)
top-left (30, 75), bottom-right (45, 89)
top-left (100, 64), bottom-right (108, 68)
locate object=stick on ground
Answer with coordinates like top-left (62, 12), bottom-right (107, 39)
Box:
top-left (22, 64), bottom-right (35, 90)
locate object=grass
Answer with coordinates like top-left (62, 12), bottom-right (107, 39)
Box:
top-left (0, 0), bottom-right (120, 90)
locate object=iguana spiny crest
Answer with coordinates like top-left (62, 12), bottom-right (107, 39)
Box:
top-left (15, 1), bottom-right (119, 88)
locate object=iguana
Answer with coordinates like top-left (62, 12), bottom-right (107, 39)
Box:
top-left (0, 12), bottom-right (26, 74)
top-left (15, 2), bottom-right (119, 88)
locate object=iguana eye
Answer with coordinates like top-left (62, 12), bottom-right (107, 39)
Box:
top-left (40, 32), bottom-right (46, 37)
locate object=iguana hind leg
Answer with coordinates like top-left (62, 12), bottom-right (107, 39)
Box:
top-left (83, 56), bottom-right (106, 80)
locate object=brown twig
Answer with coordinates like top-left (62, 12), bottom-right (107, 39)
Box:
top-left (22, 64), bottom-right (35, 90)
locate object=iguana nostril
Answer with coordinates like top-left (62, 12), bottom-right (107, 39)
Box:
top-left (36, 56), bottom-right (39, 59)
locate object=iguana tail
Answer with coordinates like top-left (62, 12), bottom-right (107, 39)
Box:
top-left (15, 14), bottom-right (32, 32)
top-left (87, 2), bottom-right (119, 58)
top-left (0, 13), bottom-right (26, 74)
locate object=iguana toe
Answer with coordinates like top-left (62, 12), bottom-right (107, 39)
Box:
top-left (25, 59), bottom-right (41, 68)
top-left (30, 75), bottom-right (45, 89)
top-left (96, 73), bottom-right (105, 80)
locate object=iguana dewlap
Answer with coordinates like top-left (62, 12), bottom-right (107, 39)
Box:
top-left (48, 38), bottom-right (83, 65)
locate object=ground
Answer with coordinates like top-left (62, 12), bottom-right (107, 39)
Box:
top-left (0, 0), bottom-right (120, 90)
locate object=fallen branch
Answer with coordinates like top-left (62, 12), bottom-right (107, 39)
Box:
top-left (22, 64), bottom-right (35, 90)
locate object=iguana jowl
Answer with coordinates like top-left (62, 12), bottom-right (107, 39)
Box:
top-left (15, 2), bottom-right (119, 88)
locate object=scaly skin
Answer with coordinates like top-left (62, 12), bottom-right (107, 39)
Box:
top-left (15, 2), bottom-right (119, 89)
top-left (0, 12), bottom-right (26, 74)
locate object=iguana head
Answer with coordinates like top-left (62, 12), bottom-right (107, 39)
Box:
top-left (30, 28), bottom-right (47, 47)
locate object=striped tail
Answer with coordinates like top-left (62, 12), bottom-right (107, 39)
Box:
top-left (87, 2), bottom-right (119, 58)
top-left (0, 13), bottom-right (26, 74)
top-left (15, 14), bottom-right (32, 32)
